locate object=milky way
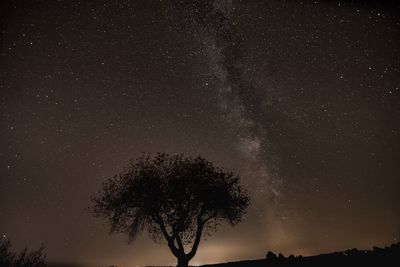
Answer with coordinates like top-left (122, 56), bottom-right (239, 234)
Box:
top-left (173, 0), bottom-right (280, 202)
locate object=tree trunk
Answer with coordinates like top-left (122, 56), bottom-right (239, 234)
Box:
top-left (176, 256), bottom-right (189, 267)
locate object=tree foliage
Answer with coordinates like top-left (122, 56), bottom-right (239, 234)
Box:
top-left (91, 153), bottom-right (249, 266)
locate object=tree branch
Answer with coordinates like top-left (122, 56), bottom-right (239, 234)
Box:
top-left (155, 215), bottom-right (171, 240)
top-left (173, 233), bottom-right (185, 255)
top-left (186, 221), bottom-right (203, 260)
top-left (154, 215), bottom-right (180, 257)
top-left (185, 209), bottom-right (216, 260)
top-left (201, 214), bottom-right (215, 224)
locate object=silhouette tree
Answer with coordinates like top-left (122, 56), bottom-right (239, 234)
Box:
top-left (0, 237), bottom-right (46, 267)
top-left (90, 153), bottom-right (249, 267)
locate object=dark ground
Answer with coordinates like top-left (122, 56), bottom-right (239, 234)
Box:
top-left (200, 242), bottom-right (400, 267)
top-left (46, 242), bottom-right (399, 267)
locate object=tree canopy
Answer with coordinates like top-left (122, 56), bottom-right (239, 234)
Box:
top-left (90, 153), bottom-right (249, 267)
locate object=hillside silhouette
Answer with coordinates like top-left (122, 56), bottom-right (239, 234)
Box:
top-left (200, 242), bottom-right (400, 267)
top-left (44, 242), bottom-right (400, 267)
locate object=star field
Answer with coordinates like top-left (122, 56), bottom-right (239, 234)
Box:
top-left (1, 1), bottom-right (399, 266)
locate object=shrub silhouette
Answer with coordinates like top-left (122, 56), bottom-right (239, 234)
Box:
top-left (0, 237), bottom-right (46, 267)
top-left (90, 153), bottom-right (249, 267)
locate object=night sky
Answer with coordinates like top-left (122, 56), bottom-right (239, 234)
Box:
top-left (1, 1), bottom-right (399, 266)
